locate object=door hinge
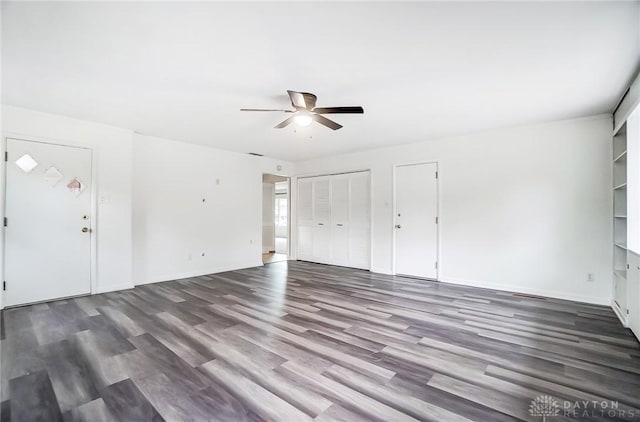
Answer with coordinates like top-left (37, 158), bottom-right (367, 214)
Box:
top-left (3, 217), bottom-right (7, 227)
top-left (435, 216), bottom-right (438, 224)
top-left (3, 281), bottom-right (5, 291)
top-left (4, 151), bottom-right (7, 162)
top-left (435, 261), bottom-right (438, 269)
top-left (435, 171), bottom-right (438, 179)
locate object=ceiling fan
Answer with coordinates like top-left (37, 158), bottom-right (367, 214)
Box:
top-left (241, 90), bottom-right (364, 130)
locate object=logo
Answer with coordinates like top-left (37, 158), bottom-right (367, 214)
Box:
top-left (529, 395), bottom-right (560, 421)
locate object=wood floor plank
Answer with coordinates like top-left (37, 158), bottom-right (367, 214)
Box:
top-left (1, 260), bottom-right (638, 421)
top-left (200, 360), bottom-right (315, 421)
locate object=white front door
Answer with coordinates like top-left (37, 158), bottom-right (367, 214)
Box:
top-left (5, 139), bottom-right (93, 307)
top-left (394, 163), bottom-right (438, 279)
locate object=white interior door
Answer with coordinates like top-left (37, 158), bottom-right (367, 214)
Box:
top-left (394, 163), bottom-right (438, 279)
top-left (5, 139), bottom-right (93, 307)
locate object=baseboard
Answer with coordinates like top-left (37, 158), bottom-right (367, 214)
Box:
top-left (370, 266), bottom-right (393, 275)
top-left (96, 283), bottom-right (135, 294)
top-left (612, 300), bottom-right (629, 327)
top-left (134, 261), bottom-right (263, 286)
top-left (439, 276), bottom-right (611, 306)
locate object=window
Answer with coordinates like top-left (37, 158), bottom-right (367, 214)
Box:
top-left (275, 195), bottom-right (287, 228)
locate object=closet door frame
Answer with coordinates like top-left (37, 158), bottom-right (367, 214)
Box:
top-left (392, 160), bottom-right (440, 280)
top-left (295, 169), bottom-right (372, 270)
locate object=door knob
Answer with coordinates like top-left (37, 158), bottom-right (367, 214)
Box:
top-left (82, 227), bottom-right (90, 233)
top-left (395, 224), bottom-right (401, 229)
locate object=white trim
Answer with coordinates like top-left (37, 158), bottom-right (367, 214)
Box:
top-left (442, 276), bottom-right (611, 306)
top-left (262, 174), bottom-right (292, 260)
top-left (614, 70), bottom-right (640, 134)
top-left (296, 168), bottom-right (371, 179)
top-left (612, 299), bottom-right (629, 326)
top-left (96, 283), bottom-right (135, 294)
top-left (392, 161), bottom-right (440, 280)
top-left (134, 261), bottom-right (263, 286)
top-left (287, 177), bottom-right (292, 258)
top-left (2, 136), bottom-right (98, 308)
top-left (370, 266), bottom-right (394, 275)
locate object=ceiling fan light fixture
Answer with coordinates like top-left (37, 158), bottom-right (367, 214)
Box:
top-left (294, 113), bottom-right (313, 127)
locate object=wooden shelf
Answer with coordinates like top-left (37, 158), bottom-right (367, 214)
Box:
top-left (614, 182), bottom-right (628, 190)
top-left (614, 150), bottom-right (628, 163)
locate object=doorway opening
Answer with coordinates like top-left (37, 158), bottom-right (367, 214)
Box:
top-left (262, 174), bottom-right (289, 264)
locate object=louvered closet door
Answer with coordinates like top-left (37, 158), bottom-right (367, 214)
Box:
top-left (331, 174), bottom-right (350, 266)
top-left (312, 176), bottom-right (331, 262)
top-left (297, 178), bottom-right (314, 260)
top-left (349, 171), bottom-right (371, 269)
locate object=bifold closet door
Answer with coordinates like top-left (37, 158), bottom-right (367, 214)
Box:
top-left (331, 174), bottom-right (351, 266)
top-left (297, 178), bottom-right (314, 260)
top-left (297, 171), bottom-right (371, 270)
top-left (312, 176), bottom-right (331, 262)
top-left (349, 171), bottom-right (371, 269)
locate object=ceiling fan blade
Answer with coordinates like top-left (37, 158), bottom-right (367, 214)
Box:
top-left (312, 106), bottom-right (364, 114)
top-left (240, 108), bottom-right (293, 112)
top-left (313, 114), bottom-right (343, 130)
top-left (274, 116), bottom-right (296, 129)
top-left (287, 90), bottom-right (317, 110)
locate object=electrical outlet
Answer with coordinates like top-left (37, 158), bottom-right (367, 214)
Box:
top-left (201, 252), bottom-right (205, 257)
top-left (586, 273), bottom-right (595, 282)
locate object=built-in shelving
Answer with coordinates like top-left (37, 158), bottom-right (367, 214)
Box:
top-left (615, 269), bottom-right (627, 280)
top-left (613, 121), bottom-right (628, 324)
top-left (614, 182), bottom-right (627, 190)
top-left (615, 150), bottom-right (628, 163)
top-left (613, 72), bottom-right (640, 340)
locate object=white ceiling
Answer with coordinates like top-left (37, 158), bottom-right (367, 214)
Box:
top-left (2, 1), bottom-right (639, 162)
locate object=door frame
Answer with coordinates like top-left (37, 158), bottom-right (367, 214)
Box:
top-left (2, 135), bottom-right (98, 308)
top-left (261, 173), bottom-right (291, 261)
top-left (392, 161), bottom-right (440, 280)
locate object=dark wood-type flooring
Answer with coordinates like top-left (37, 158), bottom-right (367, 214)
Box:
top-left (1, 261), bottom-right (640, 421)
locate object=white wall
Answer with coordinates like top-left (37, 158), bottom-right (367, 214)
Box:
top-left (132, 134), bottom-right (293, 285)
top-left (0, 105), bottom-right (613, 306)
top-left (294, 115), bottom-right (613, 305)
top-left (1, 105), bottom-right (134, 299)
